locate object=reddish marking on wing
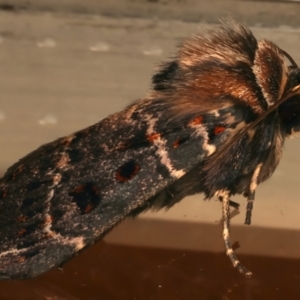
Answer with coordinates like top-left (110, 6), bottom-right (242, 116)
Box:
top-left (17, 216), bottom-right (27, 222)
top-left (92, 185), bottom-right (101, 195)
top-left (147, 133), bottom-right (161, 142)
top-left (173, 139), bottom-right (180, 148)
top-left (18, 228), bottom-right (27, 237)
top-left (189, 116), bottom-right (203, 126)
top-left (84, 204), bottom-right (94, 214)
top-left (18, 257), bottom-right (26, 263)
top-left (214, 126), bottom-right (226, 135)
top-left (172, 137), bottom-right (189, 148)
top-left (70, 185), bottom-right (85, 194)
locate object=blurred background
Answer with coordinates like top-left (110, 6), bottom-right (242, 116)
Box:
top-left (1, 0), bottom-right (300, 299)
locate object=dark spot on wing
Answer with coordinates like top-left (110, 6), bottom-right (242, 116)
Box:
top-left (21, 197), bottom-right (35, 207)
top-left (69, 182), bottom-right (102, 215)
top-left (66, 148), bottom-right (84, 163)
top-left (20, 197), bottom-right (45, 219)
top-left (26, 180), bottom-right (49, 192)
top-left (115, 160), bottom-right (140, 182)
top-left (156, 162), bottom-right (170, 178)
top-left (68, 130), bottom-right (89, 147)
top-left (17, 221), bottom-right (45, 237)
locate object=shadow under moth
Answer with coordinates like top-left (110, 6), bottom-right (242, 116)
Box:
top-left (1, 20), bottom-right (300, 279)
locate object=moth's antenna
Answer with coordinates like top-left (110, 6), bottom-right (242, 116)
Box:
top-left (281, 49), bottom-right (298, 68)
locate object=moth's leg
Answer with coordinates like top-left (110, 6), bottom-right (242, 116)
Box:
top-left (245, 191), bottom-right (255, 225)
top-left (221, 192), bottom-right (252, 278)
top-left (245, 163), bottom-right (262, 225)
top-left (218, 196), bottom-right (240, 209)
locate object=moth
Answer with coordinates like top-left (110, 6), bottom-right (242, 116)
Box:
top-left (1, 20), bottom-right (300, 280)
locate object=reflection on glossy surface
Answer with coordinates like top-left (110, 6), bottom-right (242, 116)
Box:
top-left (0, 222), bottom-right (299, 300)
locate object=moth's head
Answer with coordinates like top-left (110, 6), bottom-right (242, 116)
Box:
top-left (278, 67), bottom-right (300, 136)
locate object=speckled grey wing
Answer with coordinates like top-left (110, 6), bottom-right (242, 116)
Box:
top-left (0, 102), bottom-right (242, 279)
